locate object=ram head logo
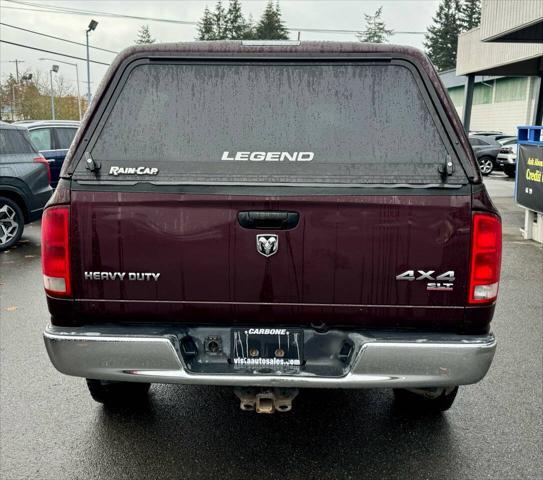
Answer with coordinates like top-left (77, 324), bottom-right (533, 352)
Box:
top-left (256, 234), bottom-right (279, 257)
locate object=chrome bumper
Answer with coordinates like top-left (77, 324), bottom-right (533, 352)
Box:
top-left (43, 326), bottom-right (496, 389)
top-left (496, 154), bottom-right (516, 165)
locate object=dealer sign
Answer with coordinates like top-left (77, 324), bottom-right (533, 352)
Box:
top-left (516, 144), bottom-right (543, 214)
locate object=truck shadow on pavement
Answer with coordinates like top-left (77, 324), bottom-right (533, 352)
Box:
top-left (89, 385), bottom-right (457, 479)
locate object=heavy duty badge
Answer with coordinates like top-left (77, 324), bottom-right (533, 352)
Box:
top-left (84, 271), bottom-right (161, 281)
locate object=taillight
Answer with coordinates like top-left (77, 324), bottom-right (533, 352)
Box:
top-left (34, 155), bottom-right (51, 184)
top-left (41, 206), bottom-right (71, 297)
top-left (468, 213), bottom-right (502, 304)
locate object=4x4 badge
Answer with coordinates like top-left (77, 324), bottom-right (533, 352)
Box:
top-left (256, 234), bottom-right (278, 257)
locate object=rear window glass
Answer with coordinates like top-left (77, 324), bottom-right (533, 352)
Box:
top-left (0, 129), bottom-right (36, 155)
top-left (55, 127), bottom-right (77, 149)
top-left (87, 63), bottom-right (465, 184)
top-left (29, 128), bottom-right (52, 150)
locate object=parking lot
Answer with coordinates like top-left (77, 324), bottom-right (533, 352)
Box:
top-left (0, 174), bottom-right (541, 480)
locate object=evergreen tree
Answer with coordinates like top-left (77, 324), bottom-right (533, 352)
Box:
top-left (135, 24), bottom-right (155, 44)
top-left (356, 7), bottom-right (393, 43)
top-left (213, 0), bottom-right (228, 40)
top-left (459, 0), bottom-right (481, 31)
top-left (242, 14), bottom-right (257, 40)
top-left (424, 0), bottom-right (462, 71)
top-left (196, 0), bottom-right (289, 41)
top-left (255, 1), bottom-right (289, 40)
top-left (197, 6), bottom-right (217, 40)
top-left (225, 0), bottom-right (249, 40)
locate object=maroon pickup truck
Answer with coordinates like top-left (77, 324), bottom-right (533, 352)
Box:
top-left (42, 41), bottom-right (501, 414)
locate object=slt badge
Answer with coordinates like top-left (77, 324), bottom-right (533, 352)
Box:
top-left (256, 234), bottom-right (278, 257)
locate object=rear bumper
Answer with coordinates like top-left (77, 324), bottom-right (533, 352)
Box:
top-left (43, 326), bottom-right (496, 389)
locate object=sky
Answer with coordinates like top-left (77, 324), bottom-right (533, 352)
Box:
top-left (0, 0), bottom-right (440, 96)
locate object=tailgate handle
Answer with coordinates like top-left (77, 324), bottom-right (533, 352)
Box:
top-left (238, 211), bottom-right (299, 230)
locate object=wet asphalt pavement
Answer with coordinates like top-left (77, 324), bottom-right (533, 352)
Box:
top-left (1, 174), bottom-right (541, 479)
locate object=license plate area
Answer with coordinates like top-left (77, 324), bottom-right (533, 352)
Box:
top-left (231, 328), bottom-right (304, 369)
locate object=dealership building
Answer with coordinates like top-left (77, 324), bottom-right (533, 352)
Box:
top-left (439, 70), bottom-right (540, 135)
top-left (451, 0), bottom-right (543, 243)
top-left (453, 0), bottom-right (542, 133)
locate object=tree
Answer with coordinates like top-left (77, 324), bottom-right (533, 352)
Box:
top-left (197, 6), bottom-right (217, 40)
top-left (0, 70), bottom-right (87, 121)
top-left (356, 7), bottom-right (393, 43)
top-left (243, 14), bottom-right (257, 40)
top-left (20, 82), bottom-right (49, 120)
top-left (196, 0), bottom-right (289, 41)
top-left (225, 0), bottom-right (249, 40)
top-left (135, 24), bottom-right (155, 44)
top-left (255, 1), bottom-right (289, 40)
top-left (459, 0), bottom-right (481, 31)
top-left (0, 74), bottom-right (17, 121)
top-left (50, 75), bottom-right (85, 120)
top-left (213, 0), bottom-right (228, 40)
top-left (424, 0), bottom-right (462, 71)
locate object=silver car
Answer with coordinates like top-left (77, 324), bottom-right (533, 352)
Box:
top-left (496, 142), bottom-right (518, 178)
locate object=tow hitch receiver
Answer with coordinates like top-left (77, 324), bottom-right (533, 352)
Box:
top-left (234, 388), bottom-right (299, 413)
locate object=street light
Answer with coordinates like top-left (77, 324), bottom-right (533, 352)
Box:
top-left (40, 58), bottom-right (82, 120)
top-left (85, 19), bottom-right (98, 105)
top-left (49, 64), bottom-right (59, 120)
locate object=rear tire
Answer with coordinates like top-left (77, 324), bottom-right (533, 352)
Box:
top-left (0, 196), bottom-right (24, 252)
top-left (478, 157), bottom-right (494, 176)
top-left (86, 379), bottom-right (151, 405)
top-left (393, 386), bottom-right (459, 412)
top-left (503, 165), bottom-right (516, 178)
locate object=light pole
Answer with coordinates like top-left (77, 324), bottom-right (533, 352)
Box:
top-left (40, 58), bottom-right (82, 120)
top-left (85, 19), bottom-right (98, 105)
top-left (49, 64), bottom-right (59, 120)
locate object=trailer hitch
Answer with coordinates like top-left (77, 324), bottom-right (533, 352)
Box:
top-left (234, 388), bottom-right (299, 414)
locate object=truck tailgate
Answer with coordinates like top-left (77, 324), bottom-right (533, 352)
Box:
top-left (70, 189), bottom-right (470, 329)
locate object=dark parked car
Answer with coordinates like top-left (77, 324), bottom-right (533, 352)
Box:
top-left (21, 120), bottom-right (79, 188)
top-left (42, 42), bottom-right (501, 414)
top-left (0, 122), bottom-right (52, 251)
top-left (469, 134), bottom-right (516, 176)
